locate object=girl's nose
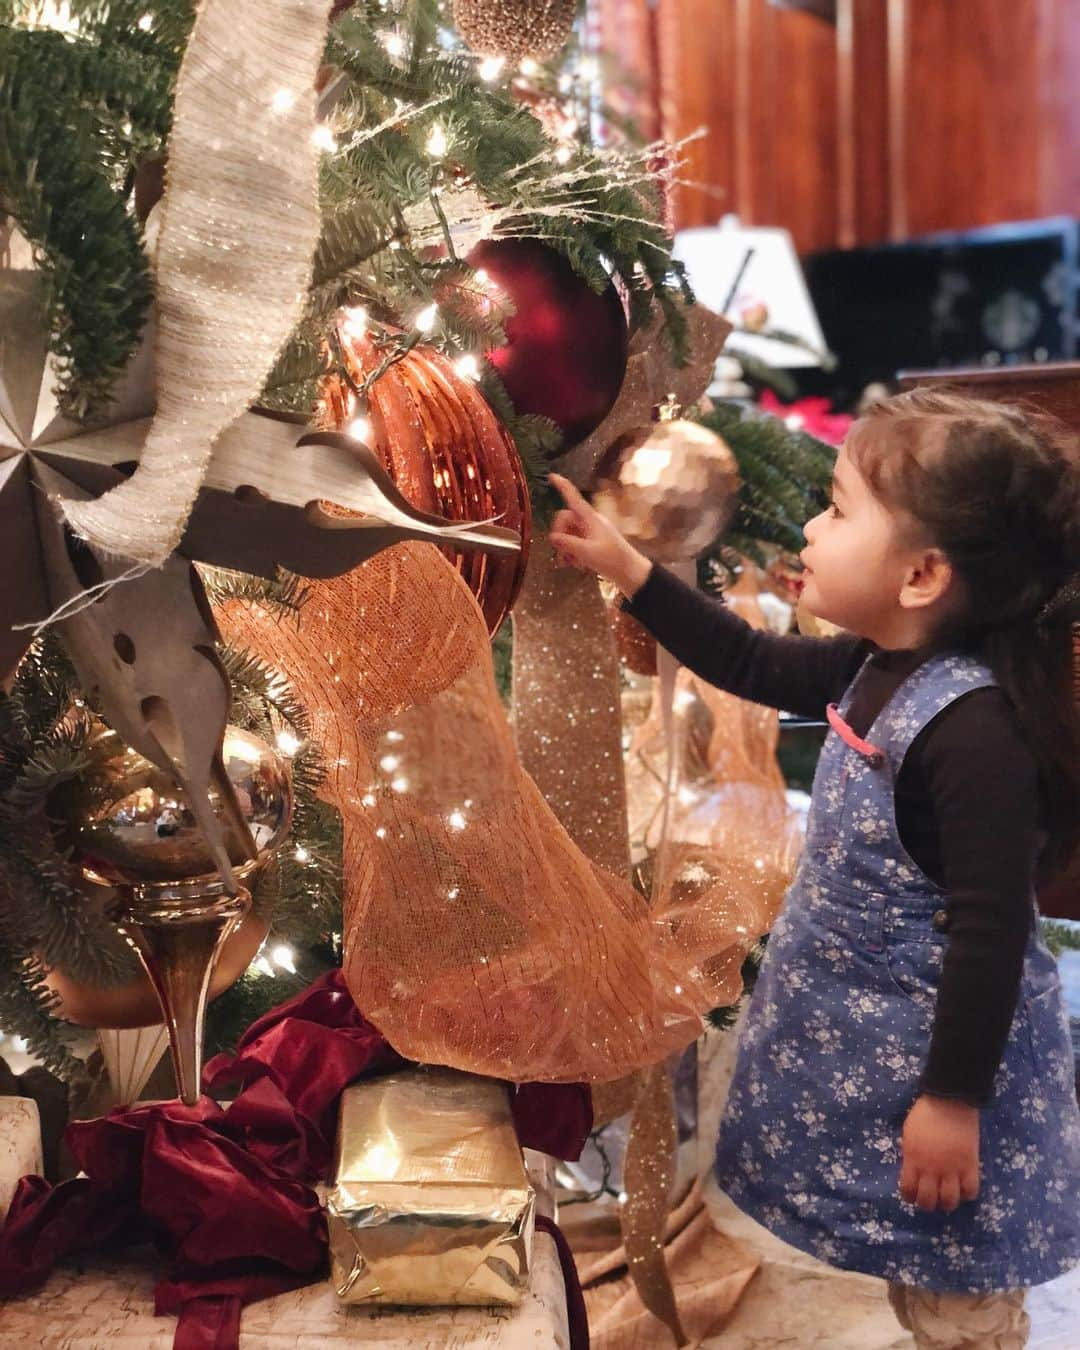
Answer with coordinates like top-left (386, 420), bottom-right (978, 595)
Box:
top-left (803, 511), bottom-right (824, 544)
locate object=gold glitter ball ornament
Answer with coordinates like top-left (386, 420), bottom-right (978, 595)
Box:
top-left (592, 420), bottom-right (740, 564)
top-left (452, 0), bottom-right (577, 62)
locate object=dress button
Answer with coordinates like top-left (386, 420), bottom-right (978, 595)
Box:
top-left (932, 908), bottom-right (950, 933)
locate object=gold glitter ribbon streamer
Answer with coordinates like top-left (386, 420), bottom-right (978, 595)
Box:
top-left (511, 537), bottom-right (631, 880)
top-left (622, 1063), bottom-right (688, 1347)
top-left (512, 540), bottom-right (688, 1345)
top-left (60, 0), bottom-right (328, 566)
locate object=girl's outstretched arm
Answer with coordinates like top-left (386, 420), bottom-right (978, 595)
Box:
top-left (549, 474), bottom-right (866, 718)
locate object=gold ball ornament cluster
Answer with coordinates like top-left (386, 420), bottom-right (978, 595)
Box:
top-left (452, 0), bottom-right (577, 62)
top-left (593, 420), bottom-right (740, 564)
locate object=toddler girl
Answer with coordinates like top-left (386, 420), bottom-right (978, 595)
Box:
top-left (550, 390), bottom-right (1080, 1349)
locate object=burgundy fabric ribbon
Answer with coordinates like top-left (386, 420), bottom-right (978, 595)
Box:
top-left (0, 970), bottom-right (592, 1347)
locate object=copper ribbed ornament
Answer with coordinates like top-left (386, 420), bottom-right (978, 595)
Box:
top-left (320, 331), bottom-right (531, 634)
top-left (593, 420), bottom-right (740, 563)
top-left (49, 724), bottom-right (292, 1104)
top-left (452, 0), bottom-right (576, 62)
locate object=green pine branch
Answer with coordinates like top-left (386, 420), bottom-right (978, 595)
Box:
top-left (696, 402), bottom-right (835, 565)
top-left (0, 5), bottom-right (190, 417)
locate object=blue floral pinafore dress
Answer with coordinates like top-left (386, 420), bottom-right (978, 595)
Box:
top-left (716, 653), bottom-right (1080, 1291)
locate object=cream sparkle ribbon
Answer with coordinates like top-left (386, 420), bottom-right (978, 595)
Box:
top-left (59, 0), bottom-right (329, 567)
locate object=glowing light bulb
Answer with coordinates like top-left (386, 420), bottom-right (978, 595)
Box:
top-left (276, 730), bottom-right (301, 756)
top-left (519, 57), bottom-right (539, 77)
top-left (478, 56), bottom-right (504, 82)
top-left (447, 810), bottom-right (467, 831)
top-left (272, 944), bottom-right (297, 973)
top-left (578, 56), bottom-right (598, 82)
top-left (379, 755), bottom-right (400, 772)
top-left (294, 846), bottom-right (310, 863)
top-left (311, 125), bottom-right (337, 153)
top-left (137, 12), bottom-right (154, 31)
top-left (415, 302), bottom-right (438, 333)
top-left (555, 144), bottom-right (573, 165)
top-left (454, 354), bottom-right (480, 380)
top-left (271, 88), bottom-right (296, 115)
top-left (383, 30), bottom-right (405, 57)
top-left (341, 305), bottom-right (367, 338)
top-left (425, 123), bottom-right (448, 159)
top-left (347, 416), bottom-right (371, 442)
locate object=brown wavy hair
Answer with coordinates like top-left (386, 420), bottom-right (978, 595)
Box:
top-left (846, 388), bottom-right (1080, 879)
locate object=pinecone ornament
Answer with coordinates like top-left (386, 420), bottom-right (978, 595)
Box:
top-left (453, 0), bottom-right (577, 62)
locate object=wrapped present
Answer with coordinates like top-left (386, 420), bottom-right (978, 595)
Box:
top-left (327, 1067), bottom-right (535, 1307)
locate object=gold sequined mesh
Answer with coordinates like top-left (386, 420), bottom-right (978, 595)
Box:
top-left (220, 543), bottom-right (781, 1082)
top-left (626, 571), bottom-right (802, 979)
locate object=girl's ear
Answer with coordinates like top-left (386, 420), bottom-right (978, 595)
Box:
top-left (900, 547), bottom-right (954, 612)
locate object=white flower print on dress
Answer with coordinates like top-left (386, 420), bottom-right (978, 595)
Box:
top-left (793, 1092), bottom-right (830, 1138)
top-left (844, 988), bottom-right (888, 1022)
top-left (830, 1065), bottom-right (873, 1105)
top-left (851, 802), bottom-right (889, 845)
top-left (855, 1216), bottom-right (894, 1246)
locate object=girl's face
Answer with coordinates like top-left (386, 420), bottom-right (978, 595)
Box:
top-left (800, 448), bottom-right (930, 646)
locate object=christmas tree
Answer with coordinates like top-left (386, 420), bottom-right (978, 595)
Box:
top-left (0, 0), bottom-right (834, 1084)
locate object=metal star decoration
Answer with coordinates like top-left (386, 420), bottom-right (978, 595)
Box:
top-left (0, 226), bottom-right (520, 882)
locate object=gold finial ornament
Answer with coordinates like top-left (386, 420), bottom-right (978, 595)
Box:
top-left (50, 723), bottom-right (292, 1104)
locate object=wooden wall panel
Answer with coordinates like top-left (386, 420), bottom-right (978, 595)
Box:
top-left (836, 0), bottom-right (889, 246)
top-left (657, 0), bottom-right (839, 253)
top-left (889, 0), bottom-right (1046, 238)
top-left (1036, 0), bottom-right (1080, 219)
top-left (768, 1), bottom-right (838, 252)
top-left (589, 0), bottom-right (1080, 253)
top-left (655, 0), bottom-right (738, 229)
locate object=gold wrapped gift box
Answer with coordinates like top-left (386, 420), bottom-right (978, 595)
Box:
top-left (327, 1067), bottom-right (536, 1306)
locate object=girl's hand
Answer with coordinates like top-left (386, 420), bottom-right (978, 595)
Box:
top-left (899, 1095), bottom-right (981, 1212)
top-left (548, 474), bottom-right (652, 598)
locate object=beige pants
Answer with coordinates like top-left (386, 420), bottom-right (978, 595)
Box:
top-left (887, 1284), bottom-right (1030, 1349)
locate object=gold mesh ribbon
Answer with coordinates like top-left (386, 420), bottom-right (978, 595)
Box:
top-left (220, 542), bottom-right (747, 1083)
top-left (61, 0), bottom-right (328, 566)
top-left (626, 566), bottom-right (801, 968)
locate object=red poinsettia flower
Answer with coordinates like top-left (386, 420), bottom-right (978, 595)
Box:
top-left (758, 390), bottom-right (852, 447)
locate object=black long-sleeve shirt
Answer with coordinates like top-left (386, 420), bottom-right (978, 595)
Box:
top-left (625, 565), bottom-right (1040, 1106)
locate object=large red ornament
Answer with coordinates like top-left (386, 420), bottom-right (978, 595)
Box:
top-left (467, 238), bottom-right (629, 450)
top-left (320, 335), bottom-right (531, 634)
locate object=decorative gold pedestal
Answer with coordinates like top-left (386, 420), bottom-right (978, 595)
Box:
top-left (111, 883), bottom-right (252, 1105)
